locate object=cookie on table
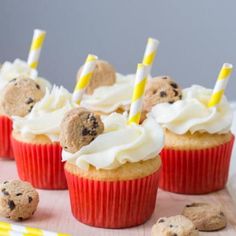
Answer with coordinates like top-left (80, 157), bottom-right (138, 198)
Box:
top-left (77, 60), bottom-right (116, 95)
top-left (151, 215), bottom-right (199, 236)
top-left (182, 202), bottom-right (227, 231)
top-left (143, 76), bottom-right (182, 113)
top-left (0, 77), bottom-right (45, 117)
top-left (60, 107), bottom-right (104, 153)
top-left (0, 180), bottom-right (39, 221)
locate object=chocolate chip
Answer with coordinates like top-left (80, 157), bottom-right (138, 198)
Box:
top-left (220, 212), bottom-right (225, 216)
top-left (186, 204), bottom-right (192, 207)
top-left (28, 196), bottom-right (33, 203)
top-left (172, 234), bottom-right (178, 236)
top-left (158, 219), bottom-right (165, 223)
top-left (9, 78), bottom-right (17, 83)
top-left (89, 130), bottom-right (97, 136)
top-left (3, 181), bottom-right (9, 184)
top-left (25, 97), bottom-right (34, 104)
top-left (179, 95), bottom-right (182, 99)
top-left (36, 84), bottom-right (41, 90)
top-left (168, 101), bottom-right (174, 104)
top-left (8, 200), bottom-right (15, 210)
top-left (169, 224), bottom-right (173, 227)
top-left (153, 89), bottom-right (157, 94)
top-left (93, 121), bottom-right (99, 128)
top-left (173, 89), bottom-right (179, 96)
top-left (170, 82), bottom-right (178, 89)
top-left (1, 188), bottom-right (9, 196)
top-left (16, 193), bottom-right (22, 196)
top-left (28, 105), bottom-right (34, 113)
top-left (160, 91), bottom-right (167, 97)
top-left (64, 146), bottom-right (68, 149)
top-left (82, 128), bottom-right (90, 136)
top-left (162, 77), bottom-right (168, 80)
top-left (18, 217), bottom-right (23, 221)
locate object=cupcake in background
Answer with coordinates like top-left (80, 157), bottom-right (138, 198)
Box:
top-left (79, 59), bottom-right (134, 114)
top-left (148, 65), bottom-right (234, 194)
top-left (0, 76), bottom-right (46, 158)
top-left (11, 85), bottom-right (76, 189)
top-left (0, 29), bottom-right (50, 159)
top-left (60, 109), bottom-right (164, 228)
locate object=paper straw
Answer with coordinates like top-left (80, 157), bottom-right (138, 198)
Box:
top-left (142, 37), bottom-right (160, 74)
top-left (72, 54), bottom-right (98, 104)
top-left (208, 63), bottom-right (233, 107)
top-left (128, 64), bottom-right (149, 124)
top-left (0, 221), bottom-right (71, 236)
top-left (27, 29), bottom-right (46, 69)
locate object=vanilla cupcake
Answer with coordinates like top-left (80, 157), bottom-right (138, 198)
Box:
top-left (150, 84), bottom-right (234, 194)
top-left (60, 109), bottom-right (164, 228)
top-left (0, 59), bottom-right (51, 158)
top-left (11, 85), bottom-right (76, 189)
top-left (77, 60), bottom-right (134, 114)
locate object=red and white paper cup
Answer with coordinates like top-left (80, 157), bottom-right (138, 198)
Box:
top-left (0, 115), bottom-right (14, 159)
top-left (12, 137), bottom-right (67, 190)
top-left (65, 165), bottom-right (161, 228)
top-left (159, 135), bottom-right (235, 194)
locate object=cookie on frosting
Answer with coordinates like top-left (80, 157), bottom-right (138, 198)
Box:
top-left (77, 60), bottom-right (116, 95)
top-left (152, 215), bottom-right (199, 236)
top-left (182, 202), bottom-right (227, 231)
top-left (60, 108), bottom-right (104, 153)
top-left (0, 180), bottom-right (39, 221)
top-left (143, 76), bottom-right (182, 113)
top-left (0, 77), bottom-right (44, 117)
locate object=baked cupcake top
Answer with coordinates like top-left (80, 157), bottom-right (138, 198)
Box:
top-left (0, 59), bottom-right (51, 93)
top-left (150, 85), bottom-right (233, 134)
top-left (13, 85), bottom-right (76, 142)
top-left (62, 111), bottom-right (164, 170)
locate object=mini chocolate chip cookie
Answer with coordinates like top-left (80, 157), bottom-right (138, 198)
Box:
top-left (0, 180), bottom-right (39, 221)
top-left (60, 108), bottom-right (104, 153)
top-left (143, 76), bottom-right (182, 113)
top-left (152, 215), bottom-right (199, 236)
top-left (77, 60), bottom-right (116, 95)
top-left (182, 202), bottom-right (227, 231)
top-left (0, 77), bottom-right (44, 117)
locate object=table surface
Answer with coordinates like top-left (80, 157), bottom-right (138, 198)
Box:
top-left (0, 103), bottom-right (236, 236)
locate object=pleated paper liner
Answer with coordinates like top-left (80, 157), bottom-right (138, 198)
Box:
top-left (0, 115), bottom-right (14, 159)
top-left (159, 135), bottom-right (235, 194)
top-left (11, 137), bottom-right (67, 190)
top-left (65, 164), bottom-right (161, 228)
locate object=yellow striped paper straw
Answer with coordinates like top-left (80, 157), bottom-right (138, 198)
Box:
top-left (128, 63), bottom-right (149, 124)
top-left (0, 221), bottom-right (71, 236)
top-left (72, 54), bottom-right (98, 104)
top-left (208, 63), bottom-right (233, 107)
top-left (27, 29), bottom-right (46, 69)
top-left (142, 37), bottom-right (160, 74)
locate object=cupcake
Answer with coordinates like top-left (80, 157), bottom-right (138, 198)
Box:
top-left (149, 82), bottom-right (234, 194)
top-left (60, 108), bottom-right (164, 228)
top-left (11, 85), bottom-right (76, 189)
top-left (78, 60), bottom-right (134, 114)
top-left (0, 59), bottom-right (50, 158)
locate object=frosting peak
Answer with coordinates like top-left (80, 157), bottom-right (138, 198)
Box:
top-left (150, 85), bottom-right (233, 134)
top-left (13, 85), bottom-right (76, 142)
top-left (62, 113), bottom-right (164, 170)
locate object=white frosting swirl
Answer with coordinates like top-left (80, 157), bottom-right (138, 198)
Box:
top-left (63, 113), bottom-right (164, 170)
top-left (150, 85), bottom-right (233, 134)
top-left (13, 86), bottom-right (76, 142)
top-left (0, 59), bottom-right (51, 92)
top-left (81, 73), bottom-right (134, 113)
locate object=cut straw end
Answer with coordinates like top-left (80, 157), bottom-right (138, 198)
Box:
top-left (27, 29), bottom-right (46, 70)
top-left (208, 63), bottom-right (233, 107)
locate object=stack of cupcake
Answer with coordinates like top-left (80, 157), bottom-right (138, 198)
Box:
top-left (0, 31), bottom-right (234, 231)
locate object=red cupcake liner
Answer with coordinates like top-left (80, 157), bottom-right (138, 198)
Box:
top-left (159, 135), bottom-right (235, 194)
top-left (11, 137), bottom-right (67, 190)
top-left (0, 115), bottom-right (14, 159)
top-left (65, 166), bottom-right (161, 228)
